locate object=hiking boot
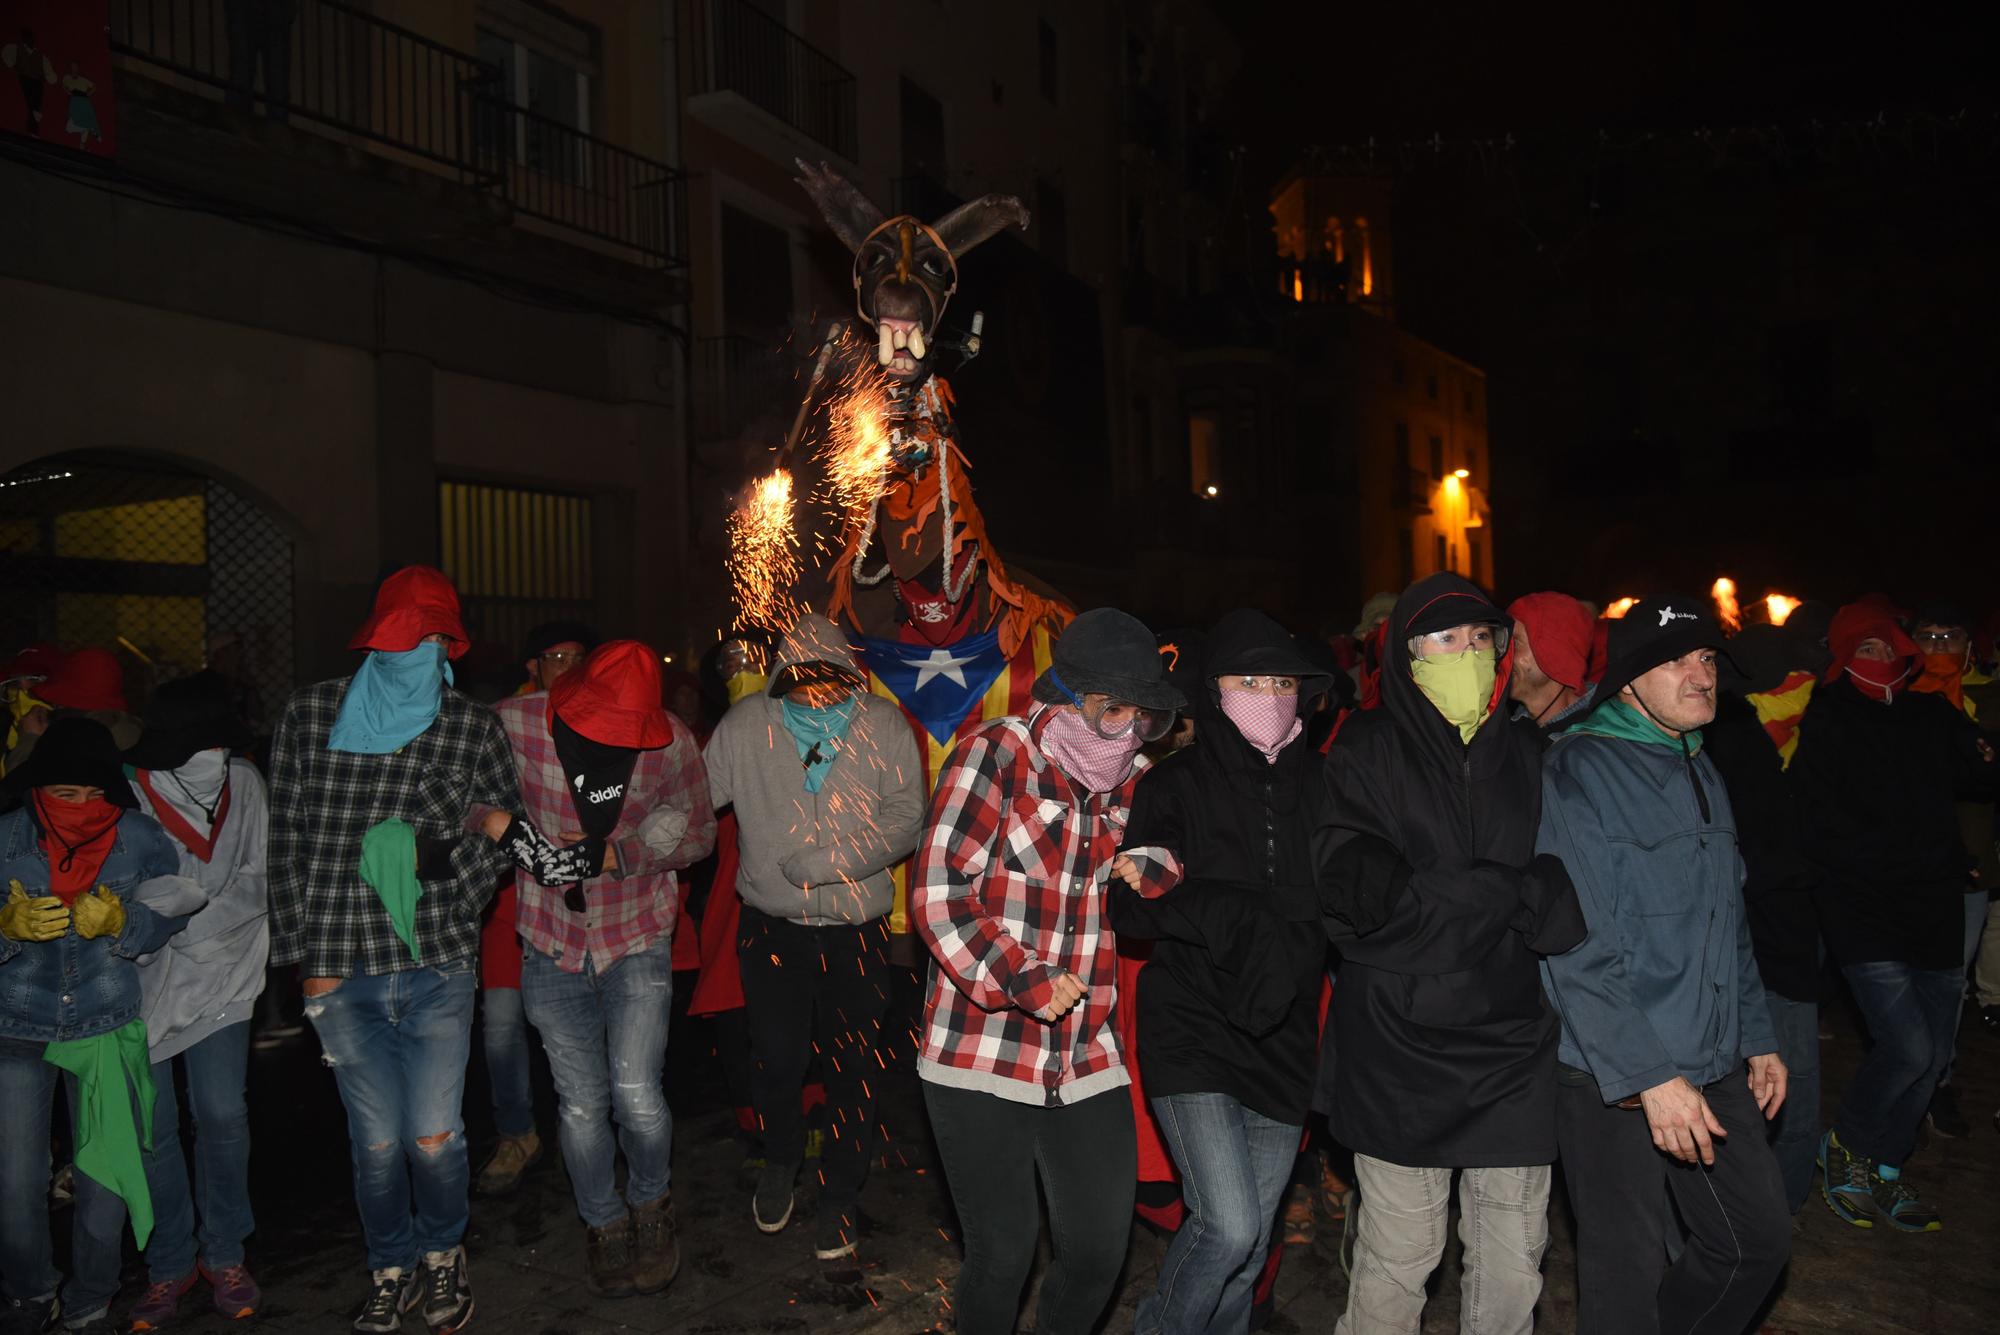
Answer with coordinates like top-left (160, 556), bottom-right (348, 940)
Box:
top-left (474, 1132), bottom-right (541, 1197)
top-left (814, 1199), bottom-right (859, 1261)
top-left (754, 1160), bottom-right (798, 1234)
top-left (350, 1269), bottom-right (414, 1334)
top-left (1, 1297), bottom-right (59, 1335)
top-left (628, 1193), bottom-right (681, 1295)
top-left (1926, 1082), bottom-right (1970, 1139)
top-left (584, 1218), bottom-right (636, 1298)
top-left (1818, 1131), bottom-right (1880, 1228)
top-left (414, 1248), bottom-right (473, 1334)
top-left (199, 1263), bottom-right (261, 1321)
top-left (1281, 1181), bottom-right (1315, 1245)
top-left (126, 1272), bottom-right (197, 1331)
top-left (1872, 1168), bottom-right (1942, 1233)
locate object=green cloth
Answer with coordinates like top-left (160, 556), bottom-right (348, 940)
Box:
top-left (1410, 647), bottom-right (1498, 743)
top-left (359, 818), bottom-right (424, 963)
top-left (1565, 697), bottom-right (1704, 754)
top-left (42, 1019), bottom-right (156, 1248)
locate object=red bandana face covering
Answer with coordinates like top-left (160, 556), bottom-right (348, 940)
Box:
top-left (33, 792), bottom-right (123, 905)
top-left (1846, 658), bottom-right (1911, 704)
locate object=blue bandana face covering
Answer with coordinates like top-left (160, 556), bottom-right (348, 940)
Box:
top-left (328, 642), bottom-right (454, 754)
top-left (779, 693), bottom-right (860, 793)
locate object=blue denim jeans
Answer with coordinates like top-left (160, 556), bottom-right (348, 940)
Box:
top-left (520, 934), bottom-right (673, 1228)
top-left (306, 962), bottom-right (477, 1271)
top-left (1832, 960), bottom-right (1963, 1168)
top-left (0, 1039), bottom-right (133, 1323)
top-left (1136, 1093), bottom-right (1299, 1335)
top-left (141, 1021), bottom-right (255, 1280)
top-left (481, 986), bottom-right (535, 1139)
top-left (1761, 993), bottom-right (1820, 1213)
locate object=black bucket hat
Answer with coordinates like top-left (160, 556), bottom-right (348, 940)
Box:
top-left (1593, 594), bottom-right (1736, 711)
top-left (124, 671), bottom-right (250, 772)
top-left (1033, 608), bottom-right (1185, 713)
top-left (2, 716), bottom-right (138, 808)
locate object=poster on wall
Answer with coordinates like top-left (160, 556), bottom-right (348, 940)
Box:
top-left (1, 0), bottom-right (114, 157)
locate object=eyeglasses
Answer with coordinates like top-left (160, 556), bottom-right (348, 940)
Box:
top-left (1217, 675), bottom-right (1300, 695)
top-left (1914, 630), bottom-right (1969, 651)
top-left (1049, 671), bottom-right (1175, 742)
top-left (539, 649), bottom-right (585, 667)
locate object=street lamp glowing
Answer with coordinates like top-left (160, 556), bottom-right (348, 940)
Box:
top-left (1203, 484), bottom-right (1219, 498)
top-left (1452, 468), bottom-right (1469, 479)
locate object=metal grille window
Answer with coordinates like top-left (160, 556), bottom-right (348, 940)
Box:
top-left (438, 480), bottom-right (596, 660)
top-left (0, 458), bottom-right (295, 740)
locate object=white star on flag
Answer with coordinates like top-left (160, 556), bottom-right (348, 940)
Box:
top-left (906, 646), bottom-right (979, 689)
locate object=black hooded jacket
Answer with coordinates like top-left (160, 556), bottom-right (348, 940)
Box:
top-left (1110, 609), bottom-right (1333, 1125)
top-left (1312, 573), bottom-right (1585, 1168)
top-left (1704, 692), bottom-right (1821, 1001)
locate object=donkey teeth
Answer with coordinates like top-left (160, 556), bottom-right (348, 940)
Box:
top-left (908, 326), bottom-right (928, 360)
top-left (878, 323), bottom-right (896, 366)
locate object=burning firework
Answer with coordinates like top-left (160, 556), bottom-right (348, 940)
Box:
top-left (1764, 593), bottom-right (1800, 626)
top-left (1711, 577), bottom-right (1742, 632)
top-left (727, 468), bottom-right (806, 632)
top-left (1603, 597), bottom-right (1638, 620)
top-left (821, 368), bottom-right (896, 519)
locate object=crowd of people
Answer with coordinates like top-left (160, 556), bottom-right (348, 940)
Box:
top-left (0, 562), bottom-right (1993, 1335)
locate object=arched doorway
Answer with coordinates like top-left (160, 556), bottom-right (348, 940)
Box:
top-left (1, 454), bottom-right (297, 743)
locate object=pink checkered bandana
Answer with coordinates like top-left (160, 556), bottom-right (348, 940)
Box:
top-left (1040, 708), bottom-right (1145, 793)
top-left (1219, 690), bottom-right (1302, 763)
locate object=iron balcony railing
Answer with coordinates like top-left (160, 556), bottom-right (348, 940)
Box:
top-left (687, 0), bottom-right (857, 160)
top-left (109, 0), bottom-right (685, 268)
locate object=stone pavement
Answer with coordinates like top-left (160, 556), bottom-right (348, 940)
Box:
top-left (76, 977), bottom-right (2000, 1333)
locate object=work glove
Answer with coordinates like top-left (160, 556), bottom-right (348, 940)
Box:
top-left (71, 886), bottom-right (126, 941)
top-left (1, 879), bottom-right (69, 942)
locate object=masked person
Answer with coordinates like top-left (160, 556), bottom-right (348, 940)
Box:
top-left (914, 608), bottom-right (1182, 1335)
top-left (0, 718), bottom-right (187, 1334)
top-left (1313, 574), bottom-right (1585, 1335)
top-left (703, 615), bottom-right (924, 1261)
top-left (1541, 595), bottom-right (1791, 1332)
top-left (1791, 600), bottom-right (1995, 1233)
top-left (1507, 591), bottom-right (1596, 733)
top-left (485, 640), bottom-right (714, 1297)
top-left (267, 566), bottom-right (519, 1335)
top-left (1109, 609), bottom-right (1333, 1335)
top-left (122, 674), bottom-right (269, 1328)
top-left (1, 643), bottom-right (63, 782)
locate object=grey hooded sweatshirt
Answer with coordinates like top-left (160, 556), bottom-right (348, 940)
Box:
top-left (704, 614), bottom-right (925, 926)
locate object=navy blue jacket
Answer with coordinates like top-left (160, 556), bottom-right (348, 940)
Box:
top-left (1538, 727), bottom-right (1778, 1104)
top-left (0, 807), bottom-right (182, 1043)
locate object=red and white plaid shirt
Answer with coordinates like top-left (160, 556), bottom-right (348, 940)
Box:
top-left (493, 694), bottom-right (716, 974)
top-left (913, 708), bottom-right (1148, 1107)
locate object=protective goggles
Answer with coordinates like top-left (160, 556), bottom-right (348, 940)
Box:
top-left (1047, 670), bottom-right (1175, 742)
top-left (1405, 623), bottom-right (1509, 660)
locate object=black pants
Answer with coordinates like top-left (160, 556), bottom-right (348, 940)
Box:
top-left (922, 1080), bottom-right (1136, 1335)
top-left (1556, 1069), bottom-right (1791, 1335)
top-left (736, 906), bottom-right (888, 1204)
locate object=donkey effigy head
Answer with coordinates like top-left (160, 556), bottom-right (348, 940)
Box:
top-left (795, 159), bottom-right (1029, 384)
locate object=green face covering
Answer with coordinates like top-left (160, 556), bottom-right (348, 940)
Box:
top-left (1410, 647), bottom-right (1498, 743)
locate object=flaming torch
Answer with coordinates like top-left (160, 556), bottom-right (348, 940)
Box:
top-left (1764, 593), bottom-right (1800, 626)
top-left (1711, 578), bottom-right (1742, 632)
top-left (1603, 597), bottom-right (1638, 620)
top-left (727, 468), bottom-right (805, 632)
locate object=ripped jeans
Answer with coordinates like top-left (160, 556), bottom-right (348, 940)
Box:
top-left (520, 933), bottom-right (674, 1228)
top-left (306, 961), bottom-right (477, 1271)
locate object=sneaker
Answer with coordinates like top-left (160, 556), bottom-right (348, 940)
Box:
top-left (754, 1160), bottom-right (797, 1234)
top-left (1319, 1161), bottom-right (1354, 1223)
top-left (584, 1218), bottom-right (636, 1299)
top-left (474, 1132), bottom-right (541, 1197)
top-left (127, 1273), bottom-right (196, 1331)
top-left (1926, 1082), bottom-right (1970, 1139)
top-left (1818, 1130), bottom-right (1880, 1228)
top-left (2, 1297), bottom-right (59, 1335)
top-left (200, 1262), bottom-right (262, 1320)
top-left (1872, 1168), bottom-right (1942, 1232)
top-left (628, 1193), bottom-right (681, 1294)
top-left (814, 1199), bottom-right (859, 1261)
top-left (415, 1248), bottom-right (473, 1335)
top-left (351, 1269), bottom-right (414, 1334)
top-left (1281, 1182), bottom-right (1315, 1246)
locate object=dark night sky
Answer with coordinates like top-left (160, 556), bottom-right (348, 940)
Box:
top-left (1212, 1), bottom-right (2000, 612)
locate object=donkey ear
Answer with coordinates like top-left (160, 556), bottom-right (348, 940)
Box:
top-left (932, 194), bottom-right (1031, 259)
top-left (794, 159), bottom-right (886, 254)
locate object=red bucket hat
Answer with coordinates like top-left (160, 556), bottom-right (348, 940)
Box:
top-left (1507, 592), bottom-right (1593, 693)
top-left (349, 566), bottom-right (470, 660)
top-left (2, 642), bottom-right (65, 687)
top-left (550, 640), bottom-right (673, 749)
top-left (37, 647), bottom-right (128, 712)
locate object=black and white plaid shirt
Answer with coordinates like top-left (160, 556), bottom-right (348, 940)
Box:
top-left (268, 677), bottom-right (519, 977)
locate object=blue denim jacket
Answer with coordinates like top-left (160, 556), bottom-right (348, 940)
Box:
top-left (0, 807), bottom-right (183, 1043)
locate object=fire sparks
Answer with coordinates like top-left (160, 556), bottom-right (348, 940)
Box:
top-left (1711, 577), bottom-right (1742, 632)
top-left (727, 468), bottom-right (805, 632)
top-left (1765, 593), bottom-right (1800, 625)
top-left (822, 371), bottom-right (897, 519)
top-left (1603, 597), bottom-right (1638, 620)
